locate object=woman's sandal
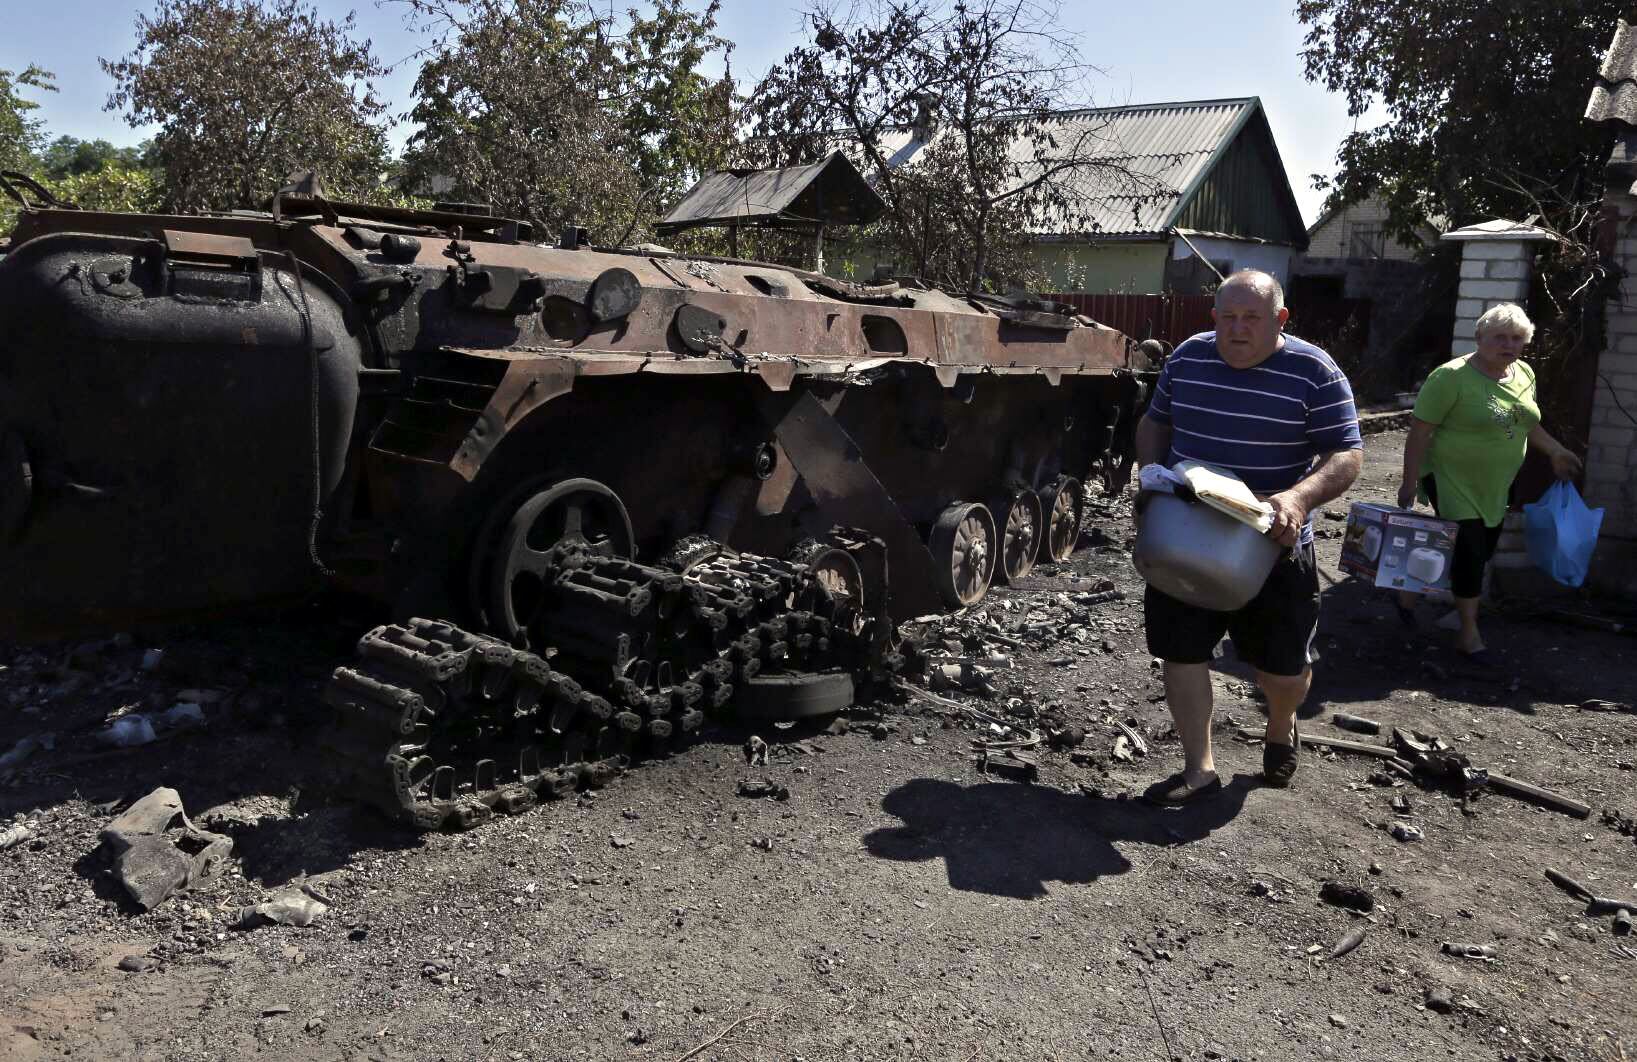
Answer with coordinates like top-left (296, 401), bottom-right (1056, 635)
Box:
top-left (1262, 723), bottom-right (1300, 788)
top-left (1141, 771), bottom-right (1224, 806)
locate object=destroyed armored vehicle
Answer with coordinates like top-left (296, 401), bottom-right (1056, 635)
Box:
top-left (0, 161), bottom-right (1148, 828)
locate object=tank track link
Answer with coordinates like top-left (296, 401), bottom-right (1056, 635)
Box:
top-left (320, 618), bottom-right (654, 831)
top-left (321, 541), bottom-right (899, 831)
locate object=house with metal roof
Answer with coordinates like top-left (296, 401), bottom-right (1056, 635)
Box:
top-left (870, 96), bottom-right (1309, 294)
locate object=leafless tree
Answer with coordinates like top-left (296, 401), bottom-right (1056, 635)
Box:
top-left (743, 0), bottom-right (1166, 292)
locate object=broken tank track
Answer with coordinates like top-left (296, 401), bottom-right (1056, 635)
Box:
top-left (321, 539), bottom-right (893, 830)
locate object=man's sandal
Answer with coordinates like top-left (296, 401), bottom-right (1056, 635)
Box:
top-left (1262, 723), bottom-right (1300, 788)
top-left (1141, 771), bottom-right (1224, 806)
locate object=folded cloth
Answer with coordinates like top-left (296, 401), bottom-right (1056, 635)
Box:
top-left (1138, 463), bottom-right (1189, 494)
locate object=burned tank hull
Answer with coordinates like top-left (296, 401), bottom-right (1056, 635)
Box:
top-left (1, 200), bottom-right (1146, 638)
top-left (0, 226), bottom-right (362, 636)
top-left (0, 194), bottom-right (1148, 827)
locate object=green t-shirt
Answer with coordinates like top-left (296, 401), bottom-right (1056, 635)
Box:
top-left (1413, 355), bottom-right (1540, 526)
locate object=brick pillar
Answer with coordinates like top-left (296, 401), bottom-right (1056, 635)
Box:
top-left (1441, 221), bottom-right (1551, 354)
top-left (1584, 182), bottom-right (1637, 597)
top-left (1438, 222), bottom-right (1555, 592)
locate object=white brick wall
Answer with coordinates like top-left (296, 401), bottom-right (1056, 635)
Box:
top-left (1444, 237), bottom-right (1542, 367)
top-left (1306, 197), bottom-right (1433, 260)
top-left (1583, 192), bottom-right (1637, 544)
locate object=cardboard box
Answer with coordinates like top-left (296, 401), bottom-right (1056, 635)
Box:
top-left (1339, 502), bottom-right (1459, 594)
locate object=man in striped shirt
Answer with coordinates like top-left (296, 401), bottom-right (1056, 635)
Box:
top-left (1135, 270), bottom-right (1363, 802)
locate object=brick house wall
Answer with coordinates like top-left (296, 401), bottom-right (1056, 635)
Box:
top-left (1306, 197), bottom-right (1434, 262)
top-left (1585, 186), bottom-right (1637, 564)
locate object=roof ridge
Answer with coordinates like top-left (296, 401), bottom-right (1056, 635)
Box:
top-left (1043, 97), bottom-right (1257, 121)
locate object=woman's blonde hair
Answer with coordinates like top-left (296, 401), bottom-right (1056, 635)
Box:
top-left (1474, 302), bottom-right (1535, 343)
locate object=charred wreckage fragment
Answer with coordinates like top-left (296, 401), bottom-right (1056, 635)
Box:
top-left (0, 161), bottom-right (1150, 829)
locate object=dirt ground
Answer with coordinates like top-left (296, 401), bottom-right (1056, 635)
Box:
top-left (2, 426), bottom-right (1634, 1062)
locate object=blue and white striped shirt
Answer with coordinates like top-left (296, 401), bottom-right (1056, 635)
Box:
top-left (1146, 332), bottom-right (1362, 538)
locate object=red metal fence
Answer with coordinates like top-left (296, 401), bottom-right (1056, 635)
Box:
top-left (1043, 293), bottom-right (1215, 346)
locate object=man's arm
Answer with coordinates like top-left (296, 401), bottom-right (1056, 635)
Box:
top-left (1265, 448), bottom-right (1364, 547)
top-left (1134, 413), bottom-right (1171, 468)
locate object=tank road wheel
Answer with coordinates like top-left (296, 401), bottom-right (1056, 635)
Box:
top-left (483, 478), bottom-right (635, 643)
top-left (1037, 475), bottom-right (1084, 563)
top-left (991, 488), bottom-right (1043, 584)
top-left (929, 502), bottom-right (996, 608)
top-left (735, 671), bottom-right (856, 721)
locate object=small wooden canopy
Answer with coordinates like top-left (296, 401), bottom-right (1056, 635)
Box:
top-left (656, 152), bottom-right (886, 236)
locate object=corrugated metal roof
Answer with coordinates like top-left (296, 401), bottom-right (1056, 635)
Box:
top-left (657, 151), bottom-right (885, 233)
top-left (873, 98), bottom-right (1258, 237)
top-left (1587, 16), bottom-right (1637, 125)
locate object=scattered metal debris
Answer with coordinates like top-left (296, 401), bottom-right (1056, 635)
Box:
top-left (233, 889), bottom-right (328, 930)
top-left (1544, 866), bottom-right (1637, 925)
top-left (737, 779), bottom-right (791, 801)
top-left (0, 823), bottom-right (33, 851)
top-left (1323, 926), bottom-right (1367, 963)
top-left (1319, 882), bottom-right (1376, 913)
top-left (977, 748), bottom-right (1039, 782)
top-left (1575, 698), bottom-right (1634, 713)
top-left (1331, 712), bottom-right (1381, 735)
top-left (100, 787), bottom-right (233, 911)
top-left (1440, 941), bottom-right (1497, 961)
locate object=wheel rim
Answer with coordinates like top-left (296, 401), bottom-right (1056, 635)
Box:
top-left (1042, 477), bottom-right (1083, 562)
top-left (483, 478), bottom-right (634, 641)
top-left (952, 512), bottom-right (991, 603)
top-left (807, 547), bottom-right (866, 635)
top-left (997, 490), bottom-right (1041, 582)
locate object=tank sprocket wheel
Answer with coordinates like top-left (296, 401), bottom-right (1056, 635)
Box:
top-left (786, 538), bottom-right (866, 636)
top-left (479, 477), bottom-right (635, 644)
top-left (990, 488), bottom-right (1043, 584)
top-left (928, 502), bottom-right (996, 608)
top-left (1037, 475), bottom-right (1084, 563)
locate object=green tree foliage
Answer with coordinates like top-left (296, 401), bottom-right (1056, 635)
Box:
top-left (397, 0), bottom-right (736, 242)
top-left (102, 0), bottom-right (392, 212)
top-left (744, 0), bottom-right (1162, 294)
top-left (1, 66), bottom-right (57, 233)
top-left (0, 66), bottom-right (56, 173)
top-left (39, 137), bottom-right (151, 180)
top-left (53, 165), bottom-right (162, 214)
top-left (1297, 0), bottom-right (1625, 242)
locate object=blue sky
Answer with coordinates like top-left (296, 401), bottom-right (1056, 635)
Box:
top-left (0, 0), bottom-right (1377, 224)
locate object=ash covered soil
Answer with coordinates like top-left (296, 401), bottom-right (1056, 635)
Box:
top-left (1, 428), bottom-right (1635, 1062)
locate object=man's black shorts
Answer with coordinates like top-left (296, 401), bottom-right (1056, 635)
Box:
top-left (1144, 542), bottom-right (1320, 676)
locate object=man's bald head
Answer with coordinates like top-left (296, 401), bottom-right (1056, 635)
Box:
top-left (1211, 269), bottom-right (1289, 368)
top-left (1215, 269), bottom-right (1285, 314)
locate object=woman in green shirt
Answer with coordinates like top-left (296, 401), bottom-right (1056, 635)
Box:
top-left (1396, 304), bottom-right (1581, 661)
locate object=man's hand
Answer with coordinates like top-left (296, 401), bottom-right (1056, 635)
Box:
top-left (1264, 490), bottom-right (1307, 547)
top-left (1396, 481), bottom-right (1417, 510)
top-left (1549, 448), bottom-right (1583, 481)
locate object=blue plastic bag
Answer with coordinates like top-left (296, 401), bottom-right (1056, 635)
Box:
top-left (1523, 481), bottom-right (1603, 588)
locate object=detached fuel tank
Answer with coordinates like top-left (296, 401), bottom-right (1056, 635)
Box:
top-left (0, 228), bottom-right (363, 636)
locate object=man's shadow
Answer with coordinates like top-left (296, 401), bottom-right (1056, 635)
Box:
top-left (862, 775), bottom-right (1254, 900)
